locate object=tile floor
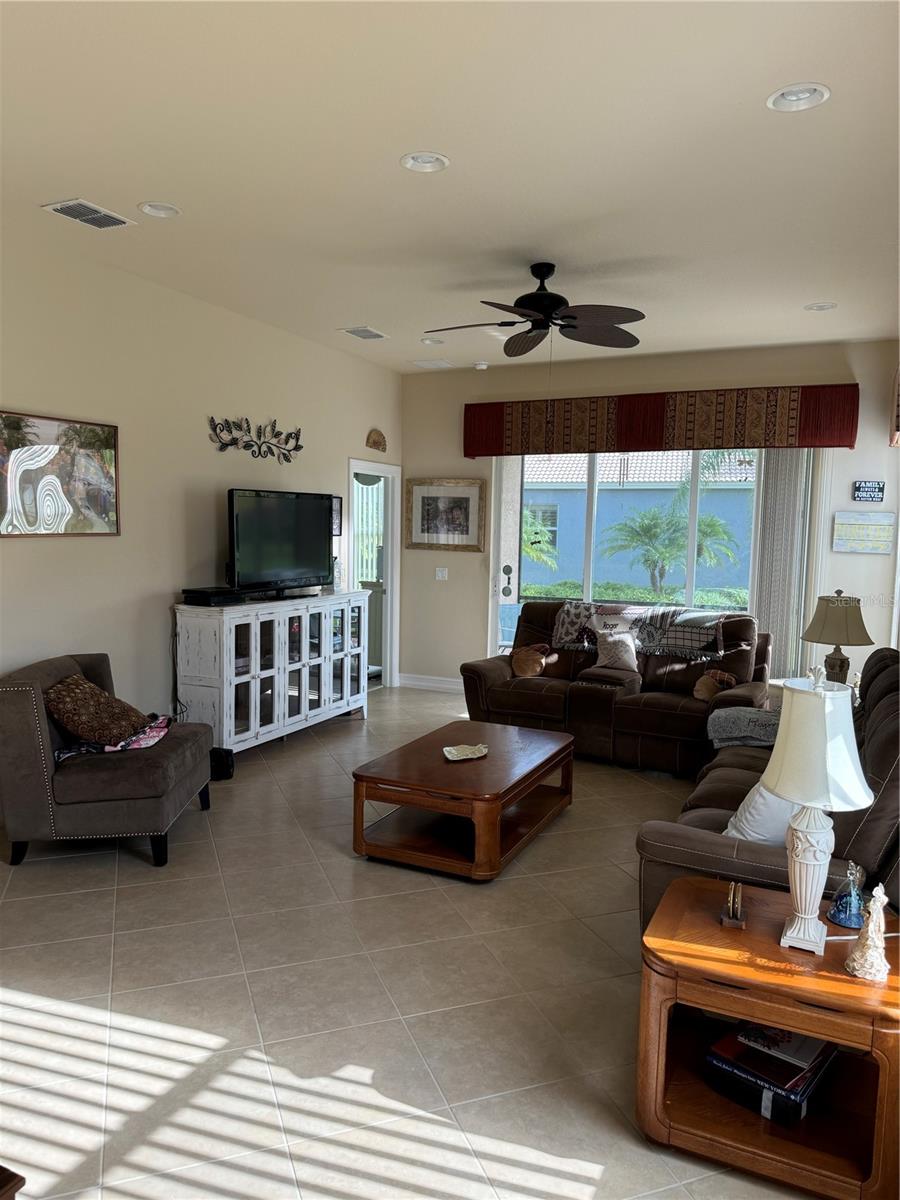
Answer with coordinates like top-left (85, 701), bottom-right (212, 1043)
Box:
top-left (0, 688), bottom-right (806, 1200)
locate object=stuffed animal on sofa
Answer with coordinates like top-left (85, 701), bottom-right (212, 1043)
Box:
top-left (510, 643), bottom-right (560, 678)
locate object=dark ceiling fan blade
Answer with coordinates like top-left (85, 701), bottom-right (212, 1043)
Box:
top-left (504, 328), bottom-right (548, 358)
top-left (482, 300), bottom-right (544, 320)
top-left (423, 320), bottom-right (525, 333)
top-left (555, 304), bottom-right (645, 325)
top-left (559, 324), bottom-right (640, 349)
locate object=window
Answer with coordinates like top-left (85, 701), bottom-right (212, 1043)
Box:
top-left (507, 450), bottom-right (759, 614)
top-left (524, 503), bottom-right (559, 549)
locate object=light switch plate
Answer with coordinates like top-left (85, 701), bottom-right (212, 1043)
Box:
top-left (435, 567), bottom-right (449, 581)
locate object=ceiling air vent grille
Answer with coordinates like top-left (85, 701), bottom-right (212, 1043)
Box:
top-left (41, 199), bottom-right (135, 229)
top-left (341, 326), bottom-right (388, 340)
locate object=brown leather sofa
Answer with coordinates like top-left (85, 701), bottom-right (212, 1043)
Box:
top-left (636, 647), bottom-right (900, 927)
top-left (461, 600), bottom-right (771, 775)
top-left (0, 653), bottom-right (213, 867)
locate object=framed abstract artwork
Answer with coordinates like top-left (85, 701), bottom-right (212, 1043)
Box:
top-left (404, 477), bottom-right (485, 552)
top-left (0, 411), bottom-right (119, 536)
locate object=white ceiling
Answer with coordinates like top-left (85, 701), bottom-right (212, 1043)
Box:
top-left (2, 1), bottom-right (897, 373)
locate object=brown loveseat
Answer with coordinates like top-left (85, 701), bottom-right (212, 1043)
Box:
top-left (636, 647), bottom-right (900, 926)
top-left (461, 600), bottom-right (771, 775)
top-left (0, 653), bottom-right (212, 866)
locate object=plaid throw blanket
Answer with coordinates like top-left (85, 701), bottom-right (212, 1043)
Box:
top-left (552, 601), bottom-right (729, 661)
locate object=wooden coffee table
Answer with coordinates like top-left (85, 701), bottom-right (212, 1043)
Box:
top-left (352, 720), bottom-right (573, 880)
top-left (638, 876), bottom-right (899, 1199)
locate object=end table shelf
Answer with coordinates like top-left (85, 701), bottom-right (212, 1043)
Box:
top-left (637, 877), bottom-right (899, 1200)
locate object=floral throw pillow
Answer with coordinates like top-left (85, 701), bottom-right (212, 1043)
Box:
top-left (46, 675), bottom-right (149, 746)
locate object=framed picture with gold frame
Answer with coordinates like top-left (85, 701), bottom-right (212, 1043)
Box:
top-left (0, 410), bottom-right (119, 537)
top-left (404, 478), bottom-right (485, 552)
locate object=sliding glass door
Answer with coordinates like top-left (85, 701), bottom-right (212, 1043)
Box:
top-left (494, 449), bottom-right (760, 649)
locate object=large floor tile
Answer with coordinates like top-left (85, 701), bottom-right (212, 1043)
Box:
top-left (533, 863), bottom-right (639, 918)
top-left (0, 993), bottom-right (110, 1094)
top-left (113, 875), bottom-right (229, 932)
top-left (407, 994), bottom-right (580, 1105)
top-left (516, 825), bottom-right (643, 872)
top-left (3, 852), bottom-right (117, 900)
top-left (267, 1018), bottom-right (445, 1142)
top-left (222, 862), bottom-right (337, 915)
top-left (528, 974), bottom-right (641, 1070)
top-left (582, 909), bottom-right (643, 971)
top-left (116, 841), bottom-right (219, 886)
top-left (102, 1047), bottom-right (285, 1182)
top-left (289, 1109), bottom-right (497, 1200)
top-left (550, 794), bottom-right (643, 832)
top-left (0, 935), bottom-right (113, 1002)
top-left (686, 1171), bottom-right (808, 1198)
top-left (370, 936), bottom-right (520, 1016)
top-left (214, 830), bottom-right (316, 874)
top-left (481, 918), bottom-right (632, 990)
top-left (247, 954), bottom-right (396, 1043)
top-left (319, 856), bottom-right (439, 901)
top-left (440, 876), bottom-right (569, 933)
top-left (343, 889), bottom-right (471, 951)
top-left (234, 903), bottom-right (363, 971)
top-left (286, 793), bottom-right (356, 829)
top-left (112, 918), bottom-right (241, 992)
top-left (453, 1074), bottom-right (676, 1200)
top-left (208, 801), bottom-right (302, 841)
top-left (107, 974), bottom-right (260, 1069)
top-left (0, 1072), bottom-right (107, 1198)
top-left (304, 822), bottom-right (356, 860)
top-left (0, 888), bottom-right (115, 948)
top-left (102, 1147), bottom-right (300, 1200)
top-left (165, 806), bottom-right (212, 845)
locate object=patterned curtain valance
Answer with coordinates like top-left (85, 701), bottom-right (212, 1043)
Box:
top-left (463, 383), bottom-right (859, 457)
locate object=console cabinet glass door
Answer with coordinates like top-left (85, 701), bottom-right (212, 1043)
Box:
top-left (226, 615), bottom-right (257, 744)
top-left (255, 614), bottom-right (280, 738)
top-left (281, 610), bottom-right (307, 728)
top-left (348, 651), bottom-right (364, 702)
top-left (306, 606), bottom-right (329, 719)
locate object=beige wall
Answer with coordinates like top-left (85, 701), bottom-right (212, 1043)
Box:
top-left (400, 340), bottom-right (899, 681)
top-left (0, 241), bottom-right (401, 711)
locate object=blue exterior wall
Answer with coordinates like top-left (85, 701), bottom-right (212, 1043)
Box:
top-left (523, 484), bottom-right (754, 590)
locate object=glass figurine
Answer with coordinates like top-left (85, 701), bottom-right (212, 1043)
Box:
top-left (827, 861), bottom-right (866, 928)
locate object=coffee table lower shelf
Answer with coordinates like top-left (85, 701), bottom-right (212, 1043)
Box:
top-left (356, 784), bottom-right (567, 879)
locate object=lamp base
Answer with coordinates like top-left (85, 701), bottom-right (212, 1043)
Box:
top-left (824, 645), bottom-right (849, 684)
top-left (780, 804), bottom-right (835, 956)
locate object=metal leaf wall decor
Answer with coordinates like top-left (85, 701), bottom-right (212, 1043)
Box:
top-left (208, 417), bottom-right (303, 464)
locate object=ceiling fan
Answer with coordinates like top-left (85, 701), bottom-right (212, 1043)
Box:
top-left (424, 262), bottom-right (645, 357)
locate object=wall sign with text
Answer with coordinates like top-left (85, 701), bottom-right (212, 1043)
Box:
top-left (852, 480), bottom-right (885, 503)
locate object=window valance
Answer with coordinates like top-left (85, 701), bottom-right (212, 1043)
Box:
top-left (463, 384), bottom-right (859, 457)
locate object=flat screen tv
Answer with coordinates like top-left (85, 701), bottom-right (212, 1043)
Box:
top-left (227, 489), bottom-right (333, 590)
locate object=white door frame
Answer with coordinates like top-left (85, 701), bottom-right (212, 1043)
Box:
top-left (347, 458), bottom-right (401, 688)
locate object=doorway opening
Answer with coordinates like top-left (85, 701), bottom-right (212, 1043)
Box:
top-left (347, 459), bottom-right (400, 688)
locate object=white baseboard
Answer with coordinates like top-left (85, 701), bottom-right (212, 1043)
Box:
top-left (398, 673), bottom-right (464, 693)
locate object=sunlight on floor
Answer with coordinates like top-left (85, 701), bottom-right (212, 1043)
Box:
top-left (1, 988), bottom-right (607, 1200)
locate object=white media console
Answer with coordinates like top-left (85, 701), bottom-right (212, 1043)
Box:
top-left (175, 591), bottom-right (369, 751)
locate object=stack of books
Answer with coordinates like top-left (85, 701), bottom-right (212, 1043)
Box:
top-left (705, 1023), bottom-right (837, 1125)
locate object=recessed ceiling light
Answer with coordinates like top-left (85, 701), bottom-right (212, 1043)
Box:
top-left (420, 336), bottom-right (445, 345)
top-left (138, 201), bottom-right (181, 218)
top-left (766, 83), bottom-right (830, 112)
top-left (400, 151), bottom-right (449, 173)
top-left (804, 301), bottom-right (838, 311)
top-left (473, 361), bottom-right (489, 371)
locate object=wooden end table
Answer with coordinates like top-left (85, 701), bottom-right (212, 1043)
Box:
top-left (638, 877), bottom-right (899, 1200)
top-left (352, 720), bottom-right (573, 880)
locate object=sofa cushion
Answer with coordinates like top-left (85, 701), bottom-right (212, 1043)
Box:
top-left (53, 723), bottom-right (212, 804)
top-left (684, 765), bottom-right (765, 812)
top-left (46, 675), bottom-right (148, 746)
top-left (486, 676), bottom-right (569, 722)
top-left (696, 746), bottom-right (771, 780)
top-left (614, 691), bottom-right (710, 742)
top-left (640, 614), bottom-right (757, 694)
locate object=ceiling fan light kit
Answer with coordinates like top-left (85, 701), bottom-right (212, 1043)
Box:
top-left (424, 262), bottom-right (645, 358)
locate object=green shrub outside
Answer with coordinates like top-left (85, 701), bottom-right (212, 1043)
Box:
top-left (518, 580), bottom-right (749, 610)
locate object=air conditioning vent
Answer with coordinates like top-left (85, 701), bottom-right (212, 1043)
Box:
top-left (341, 326), bottom-right (388, 340)
top-left (411, 359), bottom-right (455, 370)
top-left (41, 198), bottom-right (135, 229)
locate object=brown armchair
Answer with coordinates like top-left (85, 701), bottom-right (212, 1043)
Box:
top-left (0, 653), bottom-right (212, 867)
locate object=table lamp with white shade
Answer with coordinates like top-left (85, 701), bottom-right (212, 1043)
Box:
top-left (801, 590), bottom-right (872, 683)
top-left (758, 672), bottom-right (873, 954)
